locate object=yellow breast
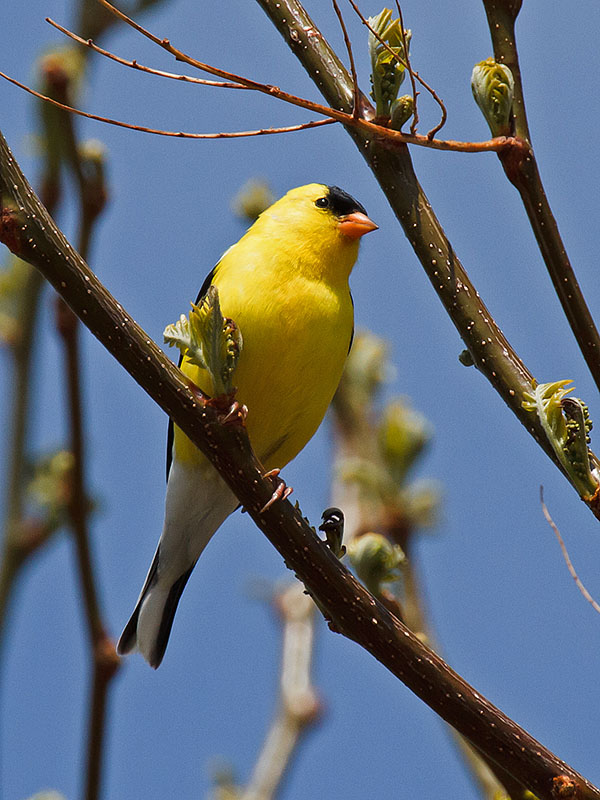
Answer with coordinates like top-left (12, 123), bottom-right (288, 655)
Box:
top-left (173, 219), bottom-right (356, 472)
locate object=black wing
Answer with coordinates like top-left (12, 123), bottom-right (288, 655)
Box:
top-left (348, 291), bottom-right (355, 354)
top-left (166, 266), bottom-right (217, 481)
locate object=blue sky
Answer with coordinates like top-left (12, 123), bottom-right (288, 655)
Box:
top-left (2, 1), bottom-right (600, 798)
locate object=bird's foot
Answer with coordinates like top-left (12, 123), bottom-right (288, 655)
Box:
top-left (260, 468), bottom-right (293, 513)
top-left (206, 392), bottom-right (247, 426)
top-left (220, 400), bottom-right (248, 426)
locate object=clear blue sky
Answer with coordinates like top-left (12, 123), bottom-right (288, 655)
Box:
top-left (2, 2), bottom-right (600, 798)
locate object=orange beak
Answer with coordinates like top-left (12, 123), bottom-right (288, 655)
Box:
top-left (337, 211), bottom-right (379, 240)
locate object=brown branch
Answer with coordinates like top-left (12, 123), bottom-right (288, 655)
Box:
top-left (56, 299), bottom-right (120, 800)
top-left (257, 0), bottom-right (600, 518)
top-left (1, 130), bottom-right (599, 800)
top-left (481, 0), bottom-right (600, 395)
top-left (0, 266), bottom-right (45, 659)
top-left (47, 17), bottom-right (250, 89)
top-left (331, 335), bottom-right (519, 799)
top-left (42, 52), bottom-right (119, 800)
top-left (0, 66), bottom-right (518, 153)
top-left (0, 72), bottom-right (336, 140)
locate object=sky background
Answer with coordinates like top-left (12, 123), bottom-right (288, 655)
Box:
top-left (2, 1), bottom-right (600, 799)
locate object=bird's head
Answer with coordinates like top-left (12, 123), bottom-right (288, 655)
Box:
top-left (256, 183), bottom-right (377, 281)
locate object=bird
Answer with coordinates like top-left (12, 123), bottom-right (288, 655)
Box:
top-left (117, 183), bottom-right (377, 668)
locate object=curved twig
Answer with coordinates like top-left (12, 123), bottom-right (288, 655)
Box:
top-left (47, 18), bottom-right (250, 89)
top-left (540, 488), bottom-right (600, 615)
top-left (0, 72), bottom-right (336, 139)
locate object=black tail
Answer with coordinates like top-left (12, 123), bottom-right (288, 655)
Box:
top-left (117, 547), bottom-right (196, 669)
top-left (117, 548), bottom-right (160, 656)
top-left (149, 563), bottom-right (195, 668)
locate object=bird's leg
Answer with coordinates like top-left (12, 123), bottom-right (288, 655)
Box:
top-left (260, 468), bottom-right (294, 513)
top-left (203, 389), bottom-right (248, 426)
top-left (219, 400), bottom-right (248, 426)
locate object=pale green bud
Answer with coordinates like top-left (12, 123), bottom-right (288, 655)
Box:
top-left (471, 58), bottom-right (514, 136)
top-left (522, 380), bottom-right (598, 500)
top-left (164, 286), bottom-right (243, 397)
top-left (390, 95), bottom-right (414, 131)
top-left (400, 479), bottom-right (442, 529)
top-left (368, 8), bottom-right (411, 117)
top-left (231, 178), bottom-right (275, 223)
top-left (378, 399), bottom-right (432, 485)
top-left (348, 532), bottom-right (405, 596)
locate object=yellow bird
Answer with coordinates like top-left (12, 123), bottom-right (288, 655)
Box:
top-left (117, 184), bottom-right (377, 667)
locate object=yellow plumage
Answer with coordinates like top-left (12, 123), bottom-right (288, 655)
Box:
top-left (176, 184), bottom-right (359, 471)
top-left (118, 183), bottom-right (376, 667)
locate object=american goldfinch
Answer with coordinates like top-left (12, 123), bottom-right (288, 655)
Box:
top-left (117, 183), bottom-right (377, 667)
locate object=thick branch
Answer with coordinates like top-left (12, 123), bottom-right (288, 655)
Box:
top-left (481, 0), bottom-right (600, 394)
top-left (0, 131), bottom-right (598, 800)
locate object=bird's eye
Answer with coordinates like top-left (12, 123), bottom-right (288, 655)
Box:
top-left (315, 196), bottom-right (330, 208)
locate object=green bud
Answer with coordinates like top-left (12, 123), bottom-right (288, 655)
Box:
top-left (27, 450), bottom-right (76, 532)
top-left (368, 8), bottom-right (411, 117)
top-left (458, 349), bottom-right (474, 367)
top-left (522, 380), bottom-right (598, 500)
top-left (334, 330), bottom-right (390, 429)
top-left (231, 178), bottom-right (275, 223)
top-left (390, 95), bottom-right (414, 130)
top-left (79, 139), bottom-right (108, 219)
top-left (400, 479), bottom-right (441, 529)
top-left (378, 399), bottom-right (432, 486)
top-left (471, 58), bottom-right (514, 136)
top-left (25, 793), bottom-right (68, 800)
top-left (164, 285), bottom-right (243, 397)
top-left (0, 256), bottom-right (31, 346)
top-left (37, 47), bottom-right (87, 173)
top-left (348, 532), bottom-right (405, 596)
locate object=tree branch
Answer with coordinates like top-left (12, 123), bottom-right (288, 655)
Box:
top-left (241, 584), bottom-right (320, 800)
top-left (481, 0), bottom-right (600, 394)
top-left (1, 129), bottom-right (598, 800)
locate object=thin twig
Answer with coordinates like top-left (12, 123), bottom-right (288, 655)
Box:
top-left (540, 487), bottom-right (600, 615)
top-left (47, 18), bottom-right (251, 89)
top-left (42, 51), bottom-right (120, 800)
top-left (330, 0), bottom-right (360, 119)
top-left (393, 0), bottom-right (419, 134)
top-left (0, 73), bottom-right (336, 140)
top-left (331, 337), bottom-right (517, 799)
top-left (0, 267), bottom-right (45, 659)
top-left (0, 67), bottom-right (519, 154)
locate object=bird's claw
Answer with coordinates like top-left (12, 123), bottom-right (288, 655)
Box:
top-left (205, 393), bottom-right (247, 426)
top-left (220, 400), bottom-right (248, 426)
top-left (260, 468), bottom-right (293, 513)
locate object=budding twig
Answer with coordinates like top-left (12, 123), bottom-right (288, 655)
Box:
top-left (345, 0), bottom-right (446, 135)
